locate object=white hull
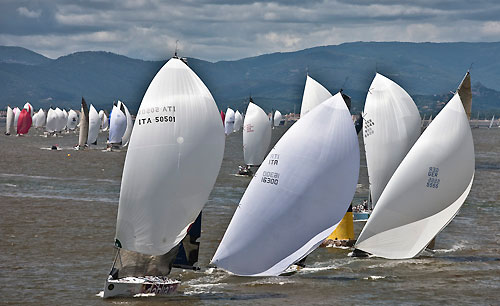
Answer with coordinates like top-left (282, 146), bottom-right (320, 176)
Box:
top-left (103, 276), bottom-right (180, 298)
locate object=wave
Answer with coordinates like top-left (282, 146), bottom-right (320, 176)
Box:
top-left (0, 191), bottom-right (118, 204)
top-left (0, 173), bottom-right (119, 184)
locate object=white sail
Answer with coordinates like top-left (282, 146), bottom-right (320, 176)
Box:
top-left (13, 107), bottom-right (20, 127)
top-left (224, 107), bottom-right (235, 135)
top-left (212, 92), bottom-right (360, 276)
top-left (119, 101), bottom-right (133, 146)
top-left (234, 110), bottom-right (243, 132)
top-left (38, 109), bottom-right (46, 127)
top-left (67, 110), bottom-right (78, 130)
top-left (115, 57), bottom-right (225, 255)
top-left (273, 110), bottom-right (282, 127)
top-left (99, 110), bottom-right (109, 131)
top-left (62, 109), bottom-right (68, 130)
top-left (78, 99), bottom-right (89, 147)
top-left (355, 93), bottom-right (475, 259)
top-left (299, 75), bottom-right (332, 118)
top-left (54, 108), bottom-right (65, 132)
top-left (108, 105), bottom-right (127, 144)
top-left (363, 73), bottom-right (421, 207)
top-left (6, 106), bottom-right (14, 134)
top-left (23, 102), bottom-right (34, 117)
top-left (489, 115), bottom-right (495, 129)
top-left (45, 108), bottom-right (57, 133)
top-left (243, 102), bottom-right (272, 166)
top-left (87, 104), bottom-right (100, 145)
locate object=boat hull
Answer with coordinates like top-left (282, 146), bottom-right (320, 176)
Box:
top-left (103, 276), bottom-right (180, 298)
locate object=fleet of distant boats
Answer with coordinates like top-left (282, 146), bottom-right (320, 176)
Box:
top-left (1, 54), bottom-right (485, 298)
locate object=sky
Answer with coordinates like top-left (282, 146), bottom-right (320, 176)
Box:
top-left (1, 0), bottom-right (499, 62)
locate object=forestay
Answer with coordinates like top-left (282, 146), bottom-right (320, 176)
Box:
top-left (212, 92), bottom-right (360, 276)
top-left (363, 73), bottom-right (421, 206)
top-left (299, 75), bottom-right (332, 118)
top-left (242, 102), bottom-right (271, 166)
top-left (115, 57), bottom-right (224, 256)
top-left (355, 94), bottom-right (475, 259)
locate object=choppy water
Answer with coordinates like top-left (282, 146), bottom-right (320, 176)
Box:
top-left (0, 123), bottom-right (499, 305)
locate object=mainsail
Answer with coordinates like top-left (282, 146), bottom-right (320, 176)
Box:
top-left (242, 100), bottom-right (272, 166)
top-left (299, 75), bottom-right (332, 118)
top-left (212, 92), bottom-right (360, 276)
top-left (224, 107), bottom-right (235, 135)
top-left (355, 93), bottom-right (475, 259)
top-left (5, 106), bottom-right (14, 135)
top-left (78, 98), bottom-right (89, 147)
top-left (88, 104), bottom-right (100, 145)
top-left (363, 73), bottom-right (421, 207)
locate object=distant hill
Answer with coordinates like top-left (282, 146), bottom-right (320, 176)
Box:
top-left (1, 42), bottom-right (500, 115)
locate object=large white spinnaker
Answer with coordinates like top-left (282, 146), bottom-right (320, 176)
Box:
top-left (109, 105), bottom-right (127, 145)
top-left (224, 107), bottom-right (235, 135)
top-left (114, 57), bottom-right (225, 256)
top-left (243, 101), bottom-right (272, 166)
top-left (234, 110), bottom-right (243, 132)
top-left (54, 108), bottom-right (65, 132)
top-left (363, 73), bottom-right (421, 207)
top-left (212, 92), bottom-right (360, 276)
top-left (120, 101), bottom-right (133, 146)
top-left (299, 75), bottom-right (332, 118)
top-left (45, 108), bottom-right (57, 133)
top-left (5, 106), bottom-right (14, 135)
top-left (67, 110), bottom-right (78, 130)
top-left (273, 110), bottom-right (282, 127)
top-left (355, 93), bottom-right (475, 259)
top-left (88, 104), bottom-right (100, 145)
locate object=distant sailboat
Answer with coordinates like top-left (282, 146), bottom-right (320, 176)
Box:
top-left (13, 107), bottom-right (20, 128)
top-left (99, 110), bottom-right (109, 131)
top-left (77, 98), bottom-right (89, 149)
top-left (108, 105), bottom-right (127, 149)
top-left (67, 110), bottom-right (79, 130)
top-left (5, 106), bottom-right (14, 135)
top-left (354, 93), bottom-right (474, 259)
top-left (17, 108), bottom-right (32, 135)
top-left (212, 92), bottom-right (360, 276)
top-left (119, 101), bottom-right (133, 146)
top-left (45, 108), bottom-right (57, 134)
top-left (240, 98), bottom-right (271, 175)
top-left (233, 110), bottom-right (243, 132)
top-left (300, 75), bottom-right (332, 118)
top-left (103, 56), bottom-right (224, 298)
top-left (225, 107), bottom-right (235, 135)
top-left (489, 115), bottom-right (495, 129)
top-left (273, 110), bottom-right (282, 127)
top-left (88, 104), bottom-right (100, 145)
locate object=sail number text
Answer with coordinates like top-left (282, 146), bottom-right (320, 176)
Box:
top-left (426, 167), bottom-right (440, 189)
top-left (137, 116), bottom-right (176, 125)
top-left (261, 171), bottom-right (279, 185)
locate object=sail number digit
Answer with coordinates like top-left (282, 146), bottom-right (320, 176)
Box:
top-left (156, 115), bottom-right (176, 123)
top-left (426, 167), bottom-right (440, 189)
top-left (261, 171), bottom-right (279, 185)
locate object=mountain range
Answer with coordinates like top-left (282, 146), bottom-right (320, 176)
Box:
top-left (1, 42), bottom-right (500, 116)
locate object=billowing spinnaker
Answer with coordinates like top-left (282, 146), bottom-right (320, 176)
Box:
top-left (108, 105), bottom-right (127, 144)
top-left (67, 110), bottom-right (78, 130)
top-left (273, 110), bottom-right (282, 126)
top-left (54, 108), bottom-right (65, 132)
top-left (17, 108), bottom-right (32, 134)
top-left (299, 75), bottom-right (332, 118)
top-left (6, 106), bottom-right (14, 134)
top-left (234, 110), bottom-right (243, 132)
top-left (363, 73), bottom-right (421, 207)
top-left (37, 109), bottom-right (46, 127)
top-left (212, 93), bottom-right (360, 276)
top-left (87, 104), bottom-right (100, 144)
top-left (224, 108), bottom-right (235, 135)
top-left (121, 102), bottom-right (133, 146)
top-left (45, 108), bottom-right (57, 133)
top-left (99, 110), bottom-right (109, 131)
top-left (355, 94), bottom-right (474, 259)
top-left (13, 107), bottom-right (20, 127)
top-left (78, 99), bottom-right (89, 146)
top-left (115, 58), bottom-right (225, 256)
top-left (243, 102), bottom-right (271, 166)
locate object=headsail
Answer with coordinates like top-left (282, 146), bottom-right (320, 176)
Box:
top-left (242, 100), bottom-right (272, 166)
top-left (17, 108), bottom-right (32, 135)
top-left (355, 93), bottom-right (475, 259)
top-left (88, 104), bottom-right (100, 145)
top-left (299, 75), bottom-right (332, 118)
top-left (120, 101), bottom-right (133, 146)
top-left (212, 92), bottom-right (360, 276)
top-left (363, 73), bottom-right (421, 207)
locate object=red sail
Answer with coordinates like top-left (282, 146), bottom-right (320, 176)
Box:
top-left (17, 109), bottom-right (32, 135)
top-left (220, 110), bottom-right (225, 126)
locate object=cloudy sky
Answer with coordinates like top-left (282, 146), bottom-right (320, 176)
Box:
top-left (1, 0), bottom-right (499, 62)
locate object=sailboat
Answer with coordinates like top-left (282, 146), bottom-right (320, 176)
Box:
top-left (211, 92), bottom-right (359, 276)
top-left (489, 115), bottom-right (495, 129)
top-left (88, 104), bottom-right (100, 145)
top-left (102, 56), bottom-right (224, 298)
top-left (224, 107), bottom-right (235, 135)
top-left (233, 110), bottom-right (243, 132)
top-left (273, 110), bottom-right (282, 127)
top-left (13, 107), bottom-right (20, 128)
top-left (16, 107), bottom-right (32, 135)
top-left (299, 75), bottom-right (332, 118)
top-left (362, 73), bottom-right (421, 210)
top-left (354, 93), bottom-right (474, 259)
top-left (240, 98), bottom-right (271, 176)
top-left (67, 110), bottom-right (79, 130)
top-left (107, 104), bottom-right (127, 150)
top-left (5, 106), bottom-right (14, 135)
top-left (45, 108), bottom-right (57, 134)
top-left (99, 110), bottom-right (109, 131)
top-left (119, 101), bottom-right (133, 146)
top-left (35, 108), bottom-right (46, 128)
top-left (77, 98), bottom-right (89, 149)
